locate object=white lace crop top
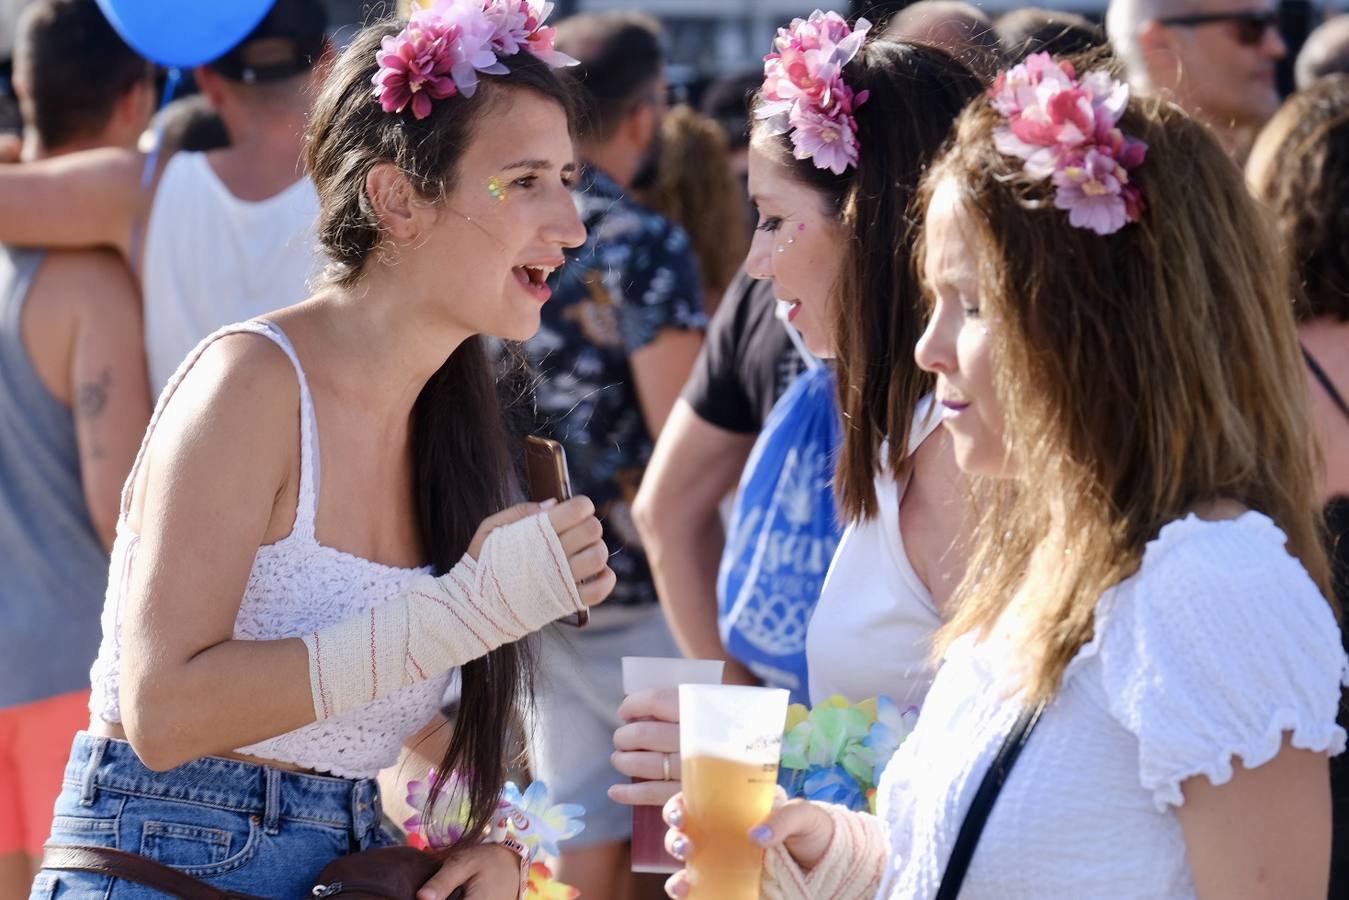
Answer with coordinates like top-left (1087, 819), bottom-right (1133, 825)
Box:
top-left (88, 320), bottom-right (452, 779)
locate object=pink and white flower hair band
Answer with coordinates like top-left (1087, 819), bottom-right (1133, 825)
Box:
top-left (757, 10), bottom-right (872, 175)
top-left (373, 0), bottom-right (577, 120)
top-left (989, 53), bottom-right (1148, 236)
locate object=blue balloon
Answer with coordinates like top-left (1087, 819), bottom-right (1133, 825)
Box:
top-left (96, 0), bottom-right (276, 69)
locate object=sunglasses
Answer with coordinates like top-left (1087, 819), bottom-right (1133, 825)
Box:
top-left (1158, 9), bottom-right (1281, 47)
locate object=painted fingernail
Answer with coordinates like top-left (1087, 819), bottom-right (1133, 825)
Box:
top-left (671, 836), bottom-right (690, 860)
top-left (749, 825), bottom-right (773, 846)
top-left (666, 806), bottom-right (683, 828)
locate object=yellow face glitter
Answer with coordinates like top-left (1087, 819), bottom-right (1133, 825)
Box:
top-left (487, 176), bottom-right (508, 202)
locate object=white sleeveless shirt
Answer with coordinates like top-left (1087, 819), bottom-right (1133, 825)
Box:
top-left (89, 320), bottom-right (452, 778)
top-left (142, 153), bottom-right (321, 393)
top-left (806, 396), bottom-right (944, 706)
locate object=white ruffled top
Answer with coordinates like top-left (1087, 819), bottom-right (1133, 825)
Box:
top-left (870, 511), bottom-right (1348, 899)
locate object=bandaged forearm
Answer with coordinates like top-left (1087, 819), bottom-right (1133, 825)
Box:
top-left (762, 803), bottom-right (888, 900)
top-left (301, 512), bottom-right (585, 719)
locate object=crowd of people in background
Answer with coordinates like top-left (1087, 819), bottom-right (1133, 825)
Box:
top-left (2, 0), bottom-right (1349, 898)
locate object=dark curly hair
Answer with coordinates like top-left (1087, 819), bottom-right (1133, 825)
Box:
top-left (1248, 74), bottom-right (1349, 322)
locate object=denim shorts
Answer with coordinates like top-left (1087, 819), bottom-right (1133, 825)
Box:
top-left (30, 732), bottom-right (397, 899)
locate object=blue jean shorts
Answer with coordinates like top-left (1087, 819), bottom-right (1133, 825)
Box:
top-left (30, 732), bottom-right (396, 899)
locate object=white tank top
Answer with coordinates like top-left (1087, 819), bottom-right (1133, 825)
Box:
top-left (806, 396), bottom-right (945, 707)
top-left (142, 152), bottom-right (321, 394)
top-left (89, 320), bottom-right (452, 778)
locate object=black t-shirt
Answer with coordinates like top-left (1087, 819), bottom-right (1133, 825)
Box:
top-left (682, 272), bottom-right (808, 434)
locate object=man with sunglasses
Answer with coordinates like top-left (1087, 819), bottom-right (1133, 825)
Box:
top-left (1107, 0), bottom-right (1287, 160)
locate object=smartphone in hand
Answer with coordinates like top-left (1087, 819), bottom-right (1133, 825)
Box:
top-left (524, 435), bottom-right (589, 627)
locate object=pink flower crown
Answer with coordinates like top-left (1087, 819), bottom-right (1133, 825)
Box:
top-left (756, 11), bottom-right (872, 175)
top-left (373, 0), bottom-right (577, 120)
top-left (989, 53), bottom-right (1148, 236)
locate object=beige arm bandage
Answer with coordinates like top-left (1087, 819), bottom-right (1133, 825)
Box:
top-left (762, 803), bottom-right (889, 900)
top-left (300, 512), bottom-right (585, 720)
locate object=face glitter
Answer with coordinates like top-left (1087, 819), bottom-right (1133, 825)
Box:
top-left (487, 176), bottom-right (508, 202)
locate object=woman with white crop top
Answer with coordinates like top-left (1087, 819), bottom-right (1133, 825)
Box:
top-left (664, 55), bottom-right (1346, 900)
top-left (32, 9), bottom-right (614, 900)
top-left (609, 22), bottom-right (984, 812)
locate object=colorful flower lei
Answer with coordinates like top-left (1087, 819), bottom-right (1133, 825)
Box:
top-left (374, 0), bottom-right (577, 120)
top-left (779, 695), bottom-right (918, 814)
top-left (756, 10), bottom-right (872, 175)
top-left (405, 771), bottom-right (584, 898)
top-left (989, 53), bottom-right (1149, 236)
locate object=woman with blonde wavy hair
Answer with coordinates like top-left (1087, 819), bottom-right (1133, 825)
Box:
top-left (661, 54), bottom-right (1346, 900)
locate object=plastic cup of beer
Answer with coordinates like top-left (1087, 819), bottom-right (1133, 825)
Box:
top-left (678, 684), bottom-right (789, 900)
top-left (621, 657), bottom-right (725, 874)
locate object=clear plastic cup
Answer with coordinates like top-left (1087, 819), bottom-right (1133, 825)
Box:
top-left (620, 657), bottom-right (725, 874)
top-left (678, 684), bottom-right (789, 900)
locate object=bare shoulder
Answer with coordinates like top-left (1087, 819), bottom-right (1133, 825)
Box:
top-left (165, 331), bottom-right (300, 434)
top-left (1189, 499), bottom-right (1249, 523)
top-left (21, 249), bottom-right (141, 399)
top-left (127, 330), bottom-right (301, 532)
top-left (42, 247), bottom-right (140, 317)
top-left (145, 331), bottom-right (301, 486)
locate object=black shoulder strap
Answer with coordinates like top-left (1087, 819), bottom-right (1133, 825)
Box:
top-left (934, 699), bottom-right (1048, 900)
top-left (1304, 344), bottom-right (1349, 423)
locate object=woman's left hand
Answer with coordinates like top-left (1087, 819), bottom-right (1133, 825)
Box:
top-left (609, 687), bottom-right (683, 808)
top-left (417, 843), bottom-right (523, 900)
top-left (661, 791), bottom-right (836, 898)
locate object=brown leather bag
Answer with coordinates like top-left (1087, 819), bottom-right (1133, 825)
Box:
top-left (41, 843), bottom-right (458, 900)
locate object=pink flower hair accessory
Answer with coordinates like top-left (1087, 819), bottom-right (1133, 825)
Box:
top-left (373, 0), bottom-right (577, 121)
top-left (989, 53), bottom-right (1148, 236)
top-left (757, 10), bottom-right (872, 175)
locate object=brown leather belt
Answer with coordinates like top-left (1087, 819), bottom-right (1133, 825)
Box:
top-left (41, 844), bottom-right (272, 900)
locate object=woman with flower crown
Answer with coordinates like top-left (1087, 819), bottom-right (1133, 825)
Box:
top-left (661, 53), bottom-right (1346, 900)
top-left (612, 9), bottom-right (982, 812)
top-left (30, 4), bottom-right (614, 899)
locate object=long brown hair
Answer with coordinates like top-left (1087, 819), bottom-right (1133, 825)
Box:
top-left (639, 104), bottom-right (749, 310)
top-left (305, 20), bottom-right (573, 845)
top-left (918, 89), bottom-right (1332, 700)
top-left (1247, 75), bottom-right (1349, 323)
top-left (752, 39), bottom-right (983, 521)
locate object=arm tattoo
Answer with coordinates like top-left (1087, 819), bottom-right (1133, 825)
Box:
top-left (76, 368), bottom-right (112, 419)
top-left (76, 367), bottom-right (112, 459)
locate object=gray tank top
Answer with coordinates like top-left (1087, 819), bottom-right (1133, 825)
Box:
top-left (0, 245), bottom-right (110, 707)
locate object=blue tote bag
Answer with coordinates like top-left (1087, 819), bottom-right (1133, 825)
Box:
top-left (718, 333), bottom-right (842, 702)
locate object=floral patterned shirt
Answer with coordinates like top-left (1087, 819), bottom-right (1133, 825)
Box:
top-left (524, 165), bottom-right (706, 606)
